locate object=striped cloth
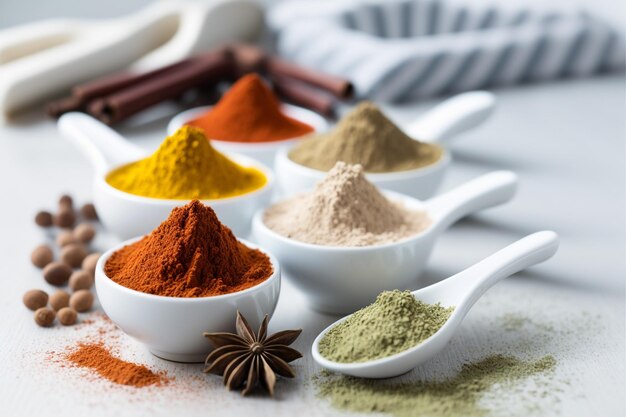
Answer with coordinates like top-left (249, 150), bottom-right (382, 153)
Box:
top-left (271, 0), bottom-right (625, 101)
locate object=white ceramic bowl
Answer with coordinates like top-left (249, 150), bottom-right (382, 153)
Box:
top-left (59, 112), bottom-right (274, 239)
top-left (94, 153), bottom-right (274, 239)
top-left (96, 237), bottom-right (281, 363)
top-left (253, 171), bottom-right (517, 314)
top-left (274, 91), bottom-right (497, 199)
top-left (167, 104), bottom-right (328, 167)
top-left (275, 146), bottom-right (450, 199)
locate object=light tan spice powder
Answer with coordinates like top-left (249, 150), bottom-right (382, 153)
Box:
top-left (263, 162), bottom-right (430, 246)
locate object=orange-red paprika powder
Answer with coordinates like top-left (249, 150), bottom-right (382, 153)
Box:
top-left (66, 343), bottom-right (169, 387)
top-left (187, 73), bottom-right (314, 143)
top-left (104, 200), bottom-right (273, 297)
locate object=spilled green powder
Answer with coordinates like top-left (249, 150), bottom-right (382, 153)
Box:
top-left (319, 290), bottom-right (454, 363)
top-left (315, 354), bottom-right (557, 417)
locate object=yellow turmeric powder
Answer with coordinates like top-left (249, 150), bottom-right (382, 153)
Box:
top-left (106, 126), bottom-right (267, 200)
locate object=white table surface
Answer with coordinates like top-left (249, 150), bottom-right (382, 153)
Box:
top-left (0, 3), bottom-right (625, 417)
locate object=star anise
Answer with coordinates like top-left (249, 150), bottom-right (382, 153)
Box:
top-left (203, 311), bottom-right (302, 396)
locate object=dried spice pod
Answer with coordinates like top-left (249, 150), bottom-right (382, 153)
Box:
top-left (43, 262), bottom-right (72, 286)
top-left (73, 223), bottom-right (96, 243)
top-left (34, 307), bottom-right (56, 327)
top-left (60, 244), bottom-right (88, 268)
top-left (49, 290), bottom-right (70, 311)
top-left (56, 230), bottom-right (78, 247)
top-left (203, 311), bottom-right (302, 396)
top-left (80, 203), bottom-right (98, 220)
top-left (57, 307), bottom-right (78, 326)
top-left (35, 211), bottom-right (53, 227)
top-left (81, 253), bottom-right (100, 278)
top-left (23, 289), bottom-right (48, 311)
top-left (31, 244), bottom-right (54, 268)
top-left (69, 270), bottom-right (94, 291)
top-left (59, 195), bottom-right (73, 209)
top-left (54, 209), bottom-right (76, 228)
top-left (70, 290), bottom-right (94, 312)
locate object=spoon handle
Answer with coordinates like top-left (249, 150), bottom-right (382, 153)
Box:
top-left (405, 91), bottom-right (495, 144)
top-left (425, 171), bottom-right (517, 234)
top-left (439, 231), bottom-right (559, 309)
top-left (58, 112), bottom-right (145, 174)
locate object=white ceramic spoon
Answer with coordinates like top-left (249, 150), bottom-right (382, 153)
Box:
top-left (405, 90), bottom-right (495, 144)
top-left (58, 112), bottom-right (274, 239)
top-left (254, 170), bottom-right (518, 314)
top-left (312, 231), bottom-right (559, 378)
top-left (0, 0), bottom-right (264, 117)
top-left (275, 91), bottom-right (496, 199)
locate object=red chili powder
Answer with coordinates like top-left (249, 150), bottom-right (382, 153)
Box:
top-left (66, 343), bottom-right (169, 387)
top-left (187, 73), bottom-right (314, 142)
top-left (104, 200), bottom-right (273, 297)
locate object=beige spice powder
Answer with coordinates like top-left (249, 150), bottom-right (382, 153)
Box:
top-left (263, 162), bottom-right (431, 246)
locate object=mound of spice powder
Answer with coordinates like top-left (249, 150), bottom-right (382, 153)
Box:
top-left (263, 162), bottom-right (431, 246)
top-left (315, 354), bottom-right (557, 417)
top-left (289, 101), bottom-right (443, 172)
top-left (66, 343), bottom-right (169, 387)
top-left (104, 200), bottom-right (273, 297)
top-left (186, 73), bottom-right (314, 142)
top-left (318, 290), bottom-right (454, 363)
top-left (106, 126), bottom-right (266, 200)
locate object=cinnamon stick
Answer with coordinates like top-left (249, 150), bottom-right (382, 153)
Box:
top-left (271, 74), bottom-right (337, 118)
top-left (226, 43), bottom-right (353, 100)
top-left (46, 96), bottom-right (85, 118)
top-left (266, 57), bottom-right (353, 100)
top-left (47, 60), bottom-right (196, 118)
top-left (88, 51), bottom-right (234, 124)
top-left (73, 58), bottom-right (194, 101)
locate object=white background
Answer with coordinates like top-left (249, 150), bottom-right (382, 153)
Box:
top-left (0, 1), bottom-right (624, 416)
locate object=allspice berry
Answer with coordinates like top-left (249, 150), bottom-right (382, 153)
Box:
top-left (57, 307), bottom-right (77, 326)
top-left (23, 289), bottom-right (48, 311)
top-left (69, 270), bottom-right (93, 291)
top-left (56, 230), bottom-right (77, 247)
top-left (82, 252), bottom-right (101, 277)
top-left (43, 262), bottom-right (72, 286)
top-left (80, 203), bottom-right (98, 221)
top-left (59, 194), bottom-right (73, 209)
top-left (69, 290), bottom-right (93, 312)
top-left (31, 244), bottom-right (54, 268)
top-left (35, 211), bottom-right (53, 227)
top-left (73, 223), bottom-right (96, 243)
top-left (49, 290), bottom-right (70, 311)
top-left (54, 209), bottom-right (76, 228)
top-left (34, 307), bottom-right (56, 327)
top-left (60, 243), bottom-right (88, 268)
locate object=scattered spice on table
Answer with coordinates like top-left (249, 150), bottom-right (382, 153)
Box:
top-left (65, 342), bottom-right (170, 388)
top-left (186, 73), bottom-right (314, 143)
top-left (263, 162), bottom-right (431, 246)
top-left (319, 290), bottom-right (453, 363)
top-left (203, 311), bottom-right (302, 396)
top-left (104, 200), bottom-right (273, 297)
top-left (26, 194), bottom-right (100, 328)
top-left (105, 126), bottom-right (266, 200)
top-left (289, 101), bottom-right (443, 172)
top-left (315, 354), bottom-right (557, 417)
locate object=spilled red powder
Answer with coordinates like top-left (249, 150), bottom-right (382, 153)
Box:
top-left (66, 343), bottom-right (170, 388)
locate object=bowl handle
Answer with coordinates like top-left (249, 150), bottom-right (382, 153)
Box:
top-left (58, 112), bottom-right (145, 174)
top-left (424, 170), bottom-right (517, 234)
top-left (405, 91), bottom-right (495, 144)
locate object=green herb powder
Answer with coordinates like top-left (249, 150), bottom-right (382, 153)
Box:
top-left (315, 354), bottom-right (557, 417)
top-left (318, 290), bottom-right (454, 363)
